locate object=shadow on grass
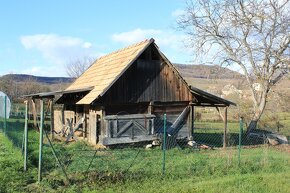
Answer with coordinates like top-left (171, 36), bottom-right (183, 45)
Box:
top-left (194, 132), bottom-right (269, 147)
top-left (5, 120), bottom-right (25, 148)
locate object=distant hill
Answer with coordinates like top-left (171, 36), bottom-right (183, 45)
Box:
top-left (1, 64), bottom-right (243, 85)
top-left (1, 74), bottom-right (74, 85)
top-left (174, 64), bottom-right (243, 79)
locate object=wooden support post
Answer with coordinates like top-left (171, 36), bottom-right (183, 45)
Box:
top-left (83, 114), bottom-right (86, 139)
top-left (89, 110), bottom-right (97, 145)
top-left (50, 99), bottom-right (54, 140)
top-left (188, 103), bottom-right (194, 140)
top-left (223, 107), bottom-right (228, 149)
top-left (38, 99), bottom-right (44, 183)
top-left (83, 105), bottom-right (89, 139)
top-left (31, 99), bottom-right (37, 129)
top-left (148, 102), bottom-right (154, 135)
top-left (99, 107), bottom-right (106, 145)
top-left (24, 100), bottom-right (28, 171)
top-left (61, 105), bottom-right (65, 126)
top-left (83, 113), bottom-right (86, 139)
top-left (148, 101), bottom-right (154, 114)
top-left (102, 107), bottom-right (106, 132)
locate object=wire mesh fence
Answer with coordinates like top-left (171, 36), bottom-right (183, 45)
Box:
top-left (0, 97), bottom-right (289, 192)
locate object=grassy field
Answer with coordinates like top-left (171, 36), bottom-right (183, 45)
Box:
top-left (0, 122), bottom-right (290, 193)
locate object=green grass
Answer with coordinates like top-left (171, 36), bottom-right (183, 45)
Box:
top-left (0, 116), bottom-right (289, 192)
top-left (0, 133), bottom-right (38, 193)
top-left (90, 172), bottom-right (290, 193)
top-left (39, 146), bottom-right (290, 193)
top-left (1, 128), bottom-right (290, 192)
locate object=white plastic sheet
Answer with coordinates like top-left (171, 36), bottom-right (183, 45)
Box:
top-left (0, 91), bottom-right (11, 119)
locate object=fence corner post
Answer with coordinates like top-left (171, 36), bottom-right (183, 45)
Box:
top-left (4, 95), bottom-right (7, 136)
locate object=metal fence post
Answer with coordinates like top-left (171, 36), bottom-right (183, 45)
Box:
top-left (38, 99), bottom-right (44, 183)
top-left (162, 114), bottom-right (166, 175)
top-left (4, 95), bottom-right (7, 136)
top-left (238, 117), bottom-right (243, 166)
top-left (24, 101), bottom-right (28, 171)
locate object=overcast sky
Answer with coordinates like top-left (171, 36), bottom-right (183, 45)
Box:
top-left (0, 0), bottom-right (194, 77)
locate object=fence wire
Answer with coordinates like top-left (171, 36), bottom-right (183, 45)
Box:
top-left (0, 98), bottom-right (289, 192)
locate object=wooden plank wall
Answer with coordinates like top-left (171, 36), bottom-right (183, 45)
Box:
top-left (153, 104), bottom-right (190, 139)
top-left (53, 110), bottom-right (75, 133)
top-left (100, 46), bottom-right (192, 105)
top-left (54, 110), bottom-right (63, 133)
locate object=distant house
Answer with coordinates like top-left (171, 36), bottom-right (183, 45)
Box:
top-left (221, 84), bottom-right (243, 98)
top-left (27, 38), bottom-right (235, 146)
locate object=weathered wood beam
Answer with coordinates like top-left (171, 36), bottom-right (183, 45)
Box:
top-left (133, 120), bottom-right (147, 134)
top-left (193, 103), bottom-right (227, 107)
top-left (116, 121), bottom-right (133, 137)
top-left (103, 135), bottom-right (157, 145)
top-left (104, 114), bottom-right (155, 120)
top-left (167, 106), bottom-right (190, 135)
top-left (188, 104), bottom-right (194, 140)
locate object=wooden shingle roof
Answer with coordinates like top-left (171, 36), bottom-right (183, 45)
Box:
top-left (61, 38), bottom-right (235, 107)
top-left (66, 39), bottom-right (154, 104)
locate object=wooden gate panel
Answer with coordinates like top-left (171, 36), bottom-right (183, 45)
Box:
top-left (103, 114), bottom-right (156, 145)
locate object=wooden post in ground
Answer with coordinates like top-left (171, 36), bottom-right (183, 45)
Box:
top-left (24, 100), bottom-right (28, 171)
top-left (223, 107), bottom-right (228, 148)
top-left (38, 99), bottom-right (44, 183)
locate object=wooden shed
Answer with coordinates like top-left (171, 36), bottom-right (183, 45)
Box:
top-left (54, 38), bottom-right (235, 146)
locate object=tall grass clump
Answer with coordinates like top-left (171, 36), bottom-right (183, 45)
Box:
top-left (0, 133), bottom-right (37, 193)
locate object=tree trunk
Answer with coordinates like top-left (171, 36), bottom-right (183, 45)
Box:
top-left (246, 89), bottom-right (268, 134)
top-left (247, 120), bottom-right (258, 134)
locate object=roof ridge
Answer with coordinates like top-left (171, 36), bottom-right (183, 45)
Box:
top-left (97, 38), bottom-right (154, 61)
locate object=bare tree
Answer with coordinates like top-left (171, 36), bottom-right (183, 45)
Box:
top-left (20, 76), bottom-right (50, 96)
top-left (65, 56), bottom-right (95, 78)
top-left (0, 75), bottom-right (50, 102)
top-left (177, 0), bottom-right (290, 132)
top-left (0, 74), bottom-right (20, 101)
